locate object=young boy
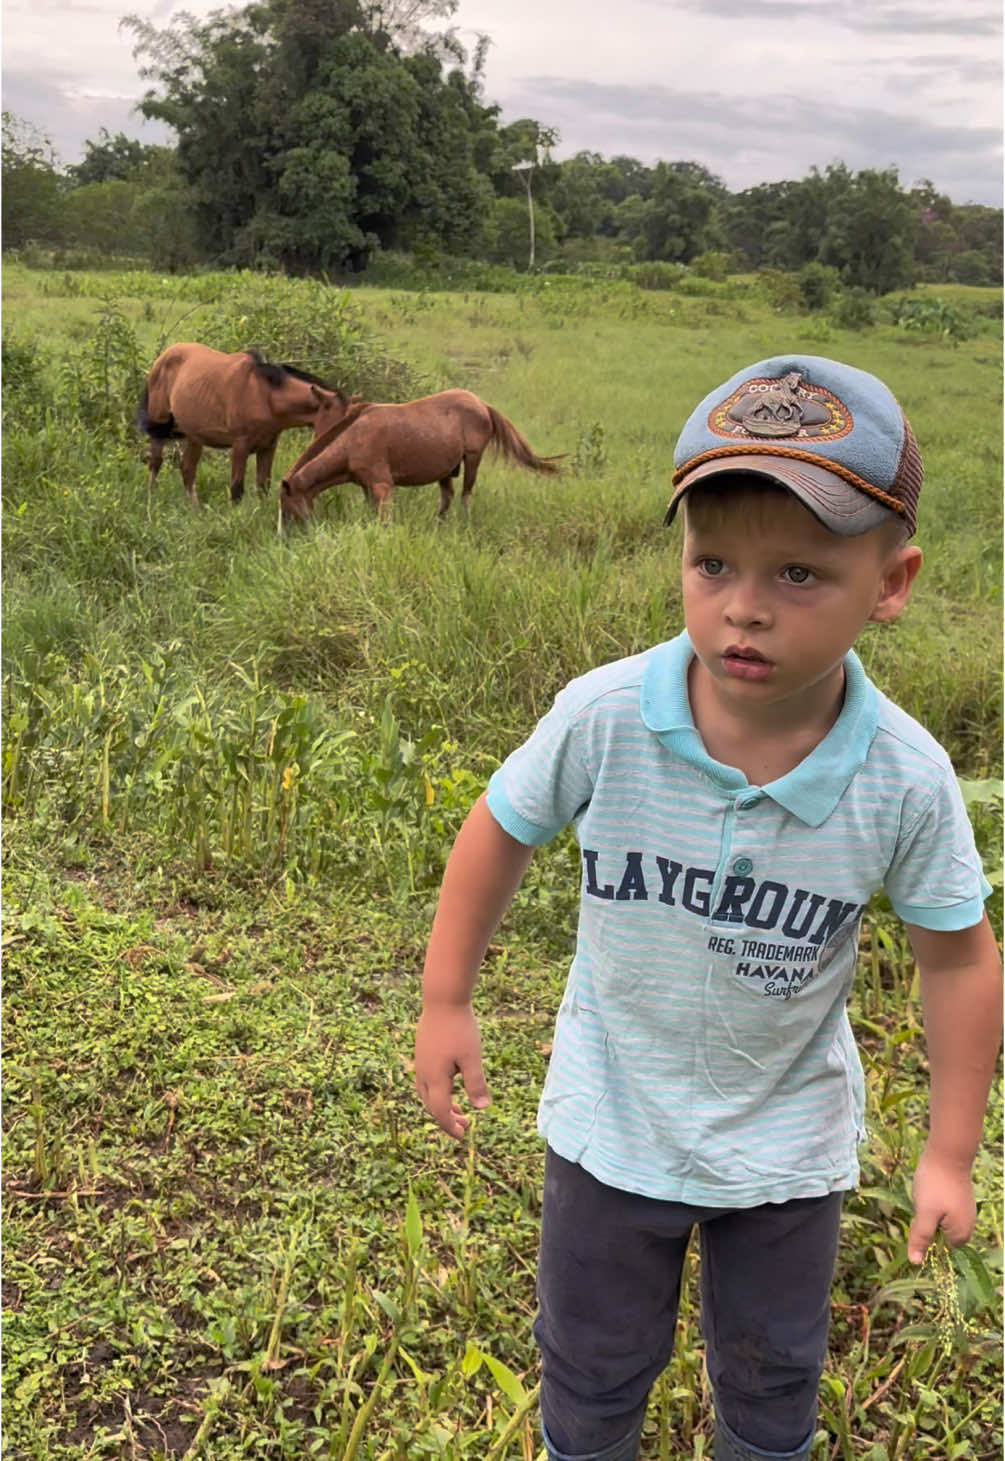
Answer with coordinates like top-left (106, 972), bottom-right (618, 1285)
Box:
top-left (414, 354), bottom-right (1002, 1461)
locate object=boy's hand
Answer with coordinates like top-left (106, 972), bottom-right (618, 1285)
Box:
top-left (907, 1143), bottom-right (977, 1264)
top-left (415, 1003), bottom-right (491, 1140)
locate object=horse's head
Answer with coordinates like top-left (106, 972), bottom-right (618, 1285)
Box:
top-left (311, 386), bottom-right (350, 438)
top-left (280, 478), bottom-right (313, 525)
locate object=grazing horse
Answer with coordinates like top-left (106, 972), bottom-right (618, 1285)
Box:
top-left (137, 343), bottom-right (347, 505)
top-left (280, 388), bottom-right (562, 524)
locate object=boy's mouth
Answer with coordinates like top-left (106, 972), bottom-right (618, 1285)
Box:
top-left (722, 645), bottom-right (772, 680)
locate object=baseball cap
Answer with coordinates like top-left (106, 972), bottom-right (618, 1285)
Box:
top-left (664, 354), bottom-right (923, 536)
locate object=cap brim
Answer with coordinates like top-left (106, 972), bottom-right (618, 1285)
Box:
top-left (664, 455), bottom-right (896, 537)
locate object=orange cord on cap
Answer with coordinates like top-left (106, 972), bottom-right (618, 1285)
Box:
top-left (670, 443), bottom-right (909, 517)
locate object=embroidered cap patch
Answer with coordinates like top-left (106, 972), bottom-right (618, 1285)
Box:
top-left (709, 371), bottom-right (853, 443)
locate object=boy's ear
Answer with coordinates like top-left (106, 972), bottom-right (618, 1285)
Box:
top-left (869, 545), bottom-right (923, 623)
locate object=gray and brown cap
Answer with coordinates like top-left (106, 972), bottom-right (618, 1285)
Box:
top-left (665, 353), bottom-right (923, 536)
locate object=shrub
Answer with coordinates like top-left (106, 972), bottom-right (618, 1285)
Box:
top-left (627, 261), bottom-right (688, 291)
top-left (198, 275), bottom-right (428, 401)
top-left (690, 250), bottom-right (734, 281)
top-left (949, 249), bottom-right (996, 287)
top-left (797, 262), bottom-right (840, 312)
top-left (831, 287), bottom-right (875, 330)
top-left (885, 295), bottom-right (975, 341)
top-left (756, 268), bottom-right (804, 313)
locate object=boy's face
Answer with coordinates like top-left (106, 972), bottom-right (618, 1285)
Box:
top-left (681, 487), bottom-right (921, 719)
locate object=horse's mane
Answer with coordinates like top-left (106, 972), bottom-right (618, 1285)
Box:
top-left (244, 348), bottom-right (338, 394)
top-left (286, 396), bottom-right (374, 477)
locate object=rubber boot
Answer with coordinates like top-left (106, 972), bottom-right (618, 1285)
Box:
top-left (541, 1415), bottom-right (644, 1461)
top-left (714, 1411), bottom-right (815, 1461)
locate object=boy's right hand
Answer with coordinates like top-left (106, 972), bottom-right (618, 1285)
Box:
top-left (414, 1003), bottom-right (491, 1140)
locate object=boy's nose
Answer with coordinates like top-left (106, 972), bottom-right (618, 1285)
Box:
top-left (724, 584), bottom-right (772, 628)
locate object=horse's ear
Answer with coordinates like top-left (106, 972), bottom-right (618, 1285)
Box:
top-left (310, 385), bottom-right (325, 405)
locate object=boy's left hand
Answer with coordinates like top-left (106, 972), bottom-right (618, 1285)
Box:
top-left (908, 1143), bottom-right (977, 1264)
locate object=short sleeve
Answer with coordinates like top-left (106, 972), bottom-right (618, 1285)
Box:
top-left (884, 770), bottom-right (993, 930)
top-left (485, 685), bottom-right (597, 846)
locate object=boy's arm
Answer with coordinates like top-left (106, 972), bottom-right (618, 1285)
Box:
top-left (904, 913), bottom-right (1002, 1263)
top-left (416, 795), bottom-right (536, 1140)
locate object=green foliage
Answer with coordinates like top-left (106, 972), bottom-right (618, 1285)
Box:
top-left (820, 166), bottom-right (918, 294)
top-left (123, 3), bottom-right (495, 273)
top-left (958, 779), bottom-right (1004, 888)
top-left (798, 260), bottom-right (840, 311)
top-left (626, 260), bottom-right (688, 290)
top-left (626, 160), bottom-right (726, 264)
top-left (757, 267), bottom-right (805, 312)
top-left (6, 83), bottom-right (1002, 286)
top-left (690, 249), bottom-right (734, 281)
top-left (485, 195), bottom-right (558, 270)
top-left (67, 129), bottom-right (175, 186)
top-left (1, 332), bottom-right (46, 427)
top-left (61, 180), bottom-right (148, 258)
top-left (885, 294), bottom-right (974, 342)
top-left (196, 273), bottom-right (428, 400)
top-left (57, 302), bottom-right (148, 435)
top-left (570, 420), bottom-right (608, 475)
top-left (831, 286), bottom-right (876, 331)
top-left (2, 111), bottom-right (65, 249)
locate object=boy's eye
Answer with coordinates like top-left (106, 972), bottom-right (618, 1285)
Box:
top-left (782, 565), bottom-right (814, 584)
top-left (698, 557), bottom-right (726, 577)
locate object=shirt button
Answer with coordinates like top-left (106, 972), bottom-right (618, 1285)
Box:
top-left (738, 795), bottom-right (759, 809)
top-left (732, 856), bottom-right (754, 876)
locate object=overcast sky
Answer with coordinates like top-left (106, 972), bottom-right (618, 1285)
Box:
top-left (3, 0), bottom-right (1001, 205)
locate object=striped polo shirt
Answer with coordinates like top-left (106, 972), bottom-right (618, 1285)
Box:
top-left (486, 631), bottom-right (991, 1207)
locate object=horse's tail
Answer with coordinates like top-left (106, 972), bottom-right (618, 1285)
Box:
top-left (486, 405), bottom-right (563, 475)
top-left (135, 385), bottom-right (182, 440)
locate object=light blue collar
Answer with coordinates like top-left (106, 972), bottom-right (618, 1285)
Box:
top-left (640, 631), bottom-right (879, 826)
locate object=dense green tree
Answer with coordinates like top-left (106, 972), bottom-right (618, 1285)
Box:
top-left (61, 180), bottom-right (141, 254)
top-left (611, 193), bottom-right (647, 248)
top-left (2, 112), bottom-right (64, 248)
top-left (820, 166), bottom-right (917, 293)
top-left (722, 182), bottom-right (791, 268)
top-left (124, 0), bottom-right (498, 270)
top-left (124, 7), bottom-right (276, 262)
top-left (61, 126), bottom-right (201, 266)
top-left (395, 52), bottom-right (495, 255)
top-left (67, 130), bottom-right (173, 185)
top-left (550, 153), bottom-right (616, 240)
top-left (485, 194), bottom-right (558, 268)
top-left (953, 204), bottom-right (1003, 278)
top-left (600, 155), bottom-right (654, 204)
top-left (629, 160), bottom-right (724, 262)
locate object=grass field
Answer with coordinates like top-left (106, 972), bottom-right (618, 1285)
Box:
top-left (3, 262), bottom-right (1002, 1460)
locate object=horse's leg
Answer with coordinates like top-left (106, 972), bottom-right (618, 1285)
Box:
top-left (370, 481), bottom-right (393, 524)
top-left (180, 440), bottom-right (203, 507)
top-left (229, 442), bottom-right (250, 503)
top-left (459, 451), bottom-right (481, 511)
top-left (255, 441), bottom-right (277, 497)
top-left (146, 438), bottom-right (165, 493)
top-left (437, 477), bottom-right (455, 519)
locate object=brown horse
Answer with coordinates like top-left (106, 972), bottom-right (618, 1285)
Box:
top-left (137, 343), bottom-right (348, 505)
top-left (280, 388), bottom-right (561, 524)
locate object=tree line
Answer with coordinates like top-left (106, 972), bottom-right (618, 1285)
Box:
top-left (3, 0), bottom-right (1001, 292)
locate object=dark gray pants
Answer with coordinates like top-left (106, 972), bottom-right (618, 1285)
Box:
top-left (535, 1148), bottom-right (844, 1460)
